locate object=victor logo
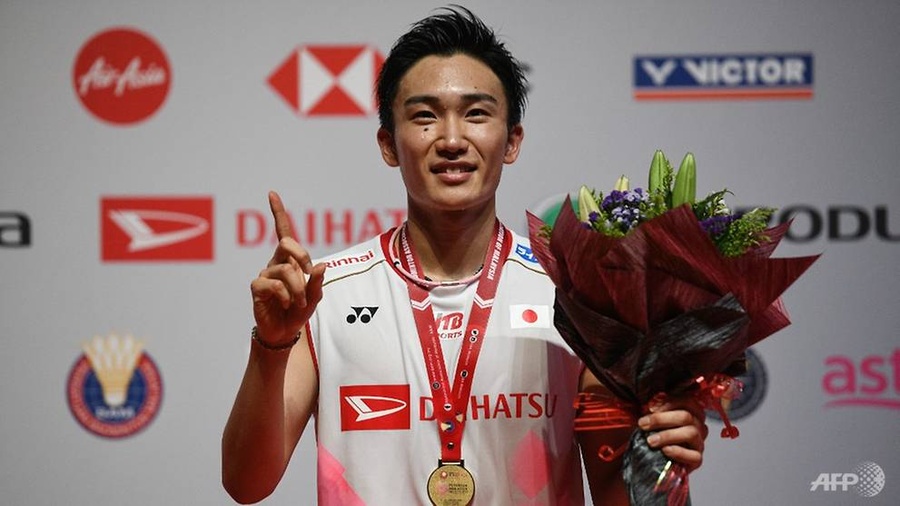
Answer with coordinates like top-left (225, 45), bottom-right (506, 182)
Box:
top-left (633, 53), bottom-right (814, 100)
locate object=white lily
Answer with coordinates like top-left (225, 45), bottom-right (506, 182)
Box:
top-left (577, 185), bottom-right (601, 224)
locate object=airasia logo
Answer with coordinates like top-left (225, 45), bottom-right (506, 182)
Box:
top-left (822, 349), bottom-right (900, 410)
top-left (268, 45), bottom-right (384, 116)
top-left (101, 197), bottom-right (213, 262)
top-left (73, 27), bottom-right (171, 125)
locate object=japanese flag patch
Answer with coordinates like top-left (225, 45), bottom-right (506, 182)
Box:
top-left (509, 304), bottom-right (550, 329)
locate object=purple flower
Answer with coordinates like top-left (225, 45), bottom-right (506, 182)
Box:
top-left (700, 214), bottom-right (739, 237)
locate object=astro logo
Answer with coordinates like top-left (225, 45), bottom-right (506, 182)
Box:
top-left (267, 45), bottom-right (384, 116)
top-left (822, 349), bottom-right (900, 410)
top-left (66, 333), bottom-right (163, 438)
top-left (346, 306), bottom-right (378, 324)
top-left (340, 384), bottom-right (410, 431)
top-left (101, 196), bottom-right (213, 262)
top-left (633, 53), bottom-right (814, 101)
top-left (810, 461), bottom-right (885, 497)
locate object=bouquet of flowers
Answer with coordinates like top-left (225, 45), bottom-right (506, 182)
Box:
top-left (526, 150), bottom-right (820, 506)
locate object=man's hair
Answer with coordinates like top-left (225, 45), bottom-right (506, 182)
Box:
top-left (376, 5), bottom-right (528, 132)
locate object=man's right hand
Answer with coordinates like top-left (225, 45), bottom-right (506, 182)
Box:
top-left (249, 191), bottom-right (326, 347)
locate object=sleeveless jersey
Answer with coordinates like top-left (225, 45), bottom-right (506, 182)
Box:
top-left (308, 227), bottom-right (585, 505)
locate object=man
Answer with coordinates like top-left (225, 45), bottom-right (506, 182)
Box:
top-left (223, 7), bottom-right (706, 505)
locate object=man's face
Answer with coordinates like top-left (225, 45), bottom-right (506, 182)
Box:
top-left (377, 53), bottom-right (523, 216)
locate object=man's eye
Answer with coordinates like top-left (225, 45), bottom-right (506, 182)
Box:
top-left (467, 108), bottom-right (489, 118)
top-left (412, 111), bottom-right (435, 120)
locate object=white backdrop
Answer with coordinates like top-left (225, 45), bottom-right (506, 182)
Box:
top-left (1, 1), bottom-right (898, 504)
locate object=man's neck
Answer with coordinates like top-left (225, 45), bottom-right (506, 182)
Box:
top-left (404, 205), bottom-right (498, 282)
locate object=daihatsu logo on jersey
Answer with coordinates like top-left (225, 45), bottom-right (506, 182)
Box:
top-left (73, 27), bottom-right (171, 124)
top-left (268, 45), bottom-right (384, 116)
top-left (101, 197), bottom-right (213, 262)
top-left (340, 384), bottom-right (410, 431)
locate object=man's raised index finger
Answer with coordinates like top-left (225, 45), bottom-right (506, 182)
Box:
top-left (268, 191), bottom-right (294, 241)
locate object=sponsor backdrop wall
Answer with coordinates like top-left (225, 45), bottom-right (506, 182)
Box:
top-left (1, 0), bottom-right (897, 504)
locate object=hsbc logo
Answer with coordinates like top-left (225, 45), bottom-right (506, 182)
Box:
top-left (340, 384), bottom-right (410, 431)
top-left (267, 45), bottom-right (384, 116)
top-left (101, 197), bottom-right (214, 262)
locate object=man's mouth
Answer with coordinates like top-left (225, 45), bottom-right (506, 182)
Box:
top-left (432, 164), bottom-right (476, 174)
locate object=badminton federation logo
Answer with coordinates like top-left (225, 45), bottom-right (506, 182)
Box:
top-left (66, 334), bottom-right (163, 438)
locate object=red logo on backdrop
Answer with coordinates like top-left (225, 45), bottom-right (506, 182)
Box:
top-left (101, 197), bottom-right (214, 261)
top-left (73, 27), bottom-right (171, 125)
top-left (340, 384), bottom-right (410, 431)
top-left (822, 349), bottom-right (900, 410)
top-left (268, 45), bottom-right (384, 116)
top-left (236, 206), bottom-right (406, 251)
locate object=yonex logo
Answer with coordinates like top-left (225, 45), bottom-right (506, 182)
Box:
top-left (346, 306), bottom-right (378, 324)
top-left (267, 45), bottom-right (384, 116)
top-left (634, 53), bottom-right (814, 101)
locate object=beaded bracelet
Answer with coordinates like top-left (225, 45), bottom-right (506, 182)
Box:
top-left (251, 326), bottom-right (301, 351)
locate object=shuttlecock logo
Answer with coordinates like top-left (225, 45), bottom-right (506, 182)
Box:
top-left (67, 333), bottom-right (163, 438)
top-left (81, 334), bottom-right (143, 407)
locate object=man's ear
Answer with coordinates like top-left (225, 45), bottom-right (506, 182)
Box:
top-left (377, 127), bottom-right (399, 167)
top-left (503, 123), bottom-right (524, 164)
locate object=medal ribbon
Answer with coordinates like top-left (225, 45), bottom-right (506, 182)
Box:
top-left (397, 220), bottom-right (511, 463)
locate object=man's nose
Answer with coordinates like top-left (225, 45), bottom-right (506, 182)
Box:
top-left (435, 116), bottom-right (469, 155)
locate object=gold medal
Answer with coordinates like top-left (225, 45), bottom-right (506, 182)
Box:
top-left (426, 462), bottom-right (475, 506)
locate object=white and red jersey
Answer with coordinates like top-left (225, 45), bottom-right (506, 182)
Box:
top-left (308, 226), bottom-right (585, 505)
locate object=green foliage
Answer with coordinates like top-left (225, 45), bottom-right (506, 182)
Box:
top-left (713, 208), bottom-right (776, 257)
